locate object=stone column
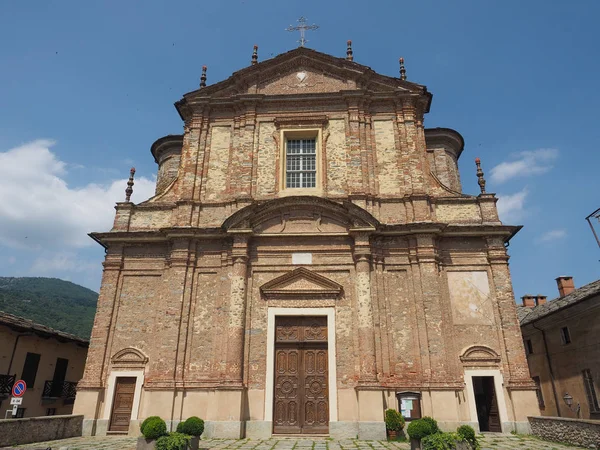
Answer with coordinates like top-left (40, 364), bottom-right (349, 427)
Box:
top-left (224, 234), bottom-right (250, 384)
top-left (352, 232), bottom-right (378, 383)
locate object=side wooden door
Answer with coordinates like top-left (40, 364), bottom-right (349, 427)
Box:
top-left (109, 377), bottom-right (136, 432)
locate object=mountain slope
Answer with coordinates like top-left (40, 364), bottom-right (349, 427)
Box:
top-left (0, 277), bottom-right (98, 339)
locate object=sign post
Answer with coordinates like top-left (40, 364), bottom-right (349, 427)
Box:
top-left (10, 380), bottom-right (26, 418)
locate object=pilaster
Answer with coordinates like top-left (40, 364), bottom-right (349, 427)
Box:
top-left (78, 244), bottom-right (124, 389)
top-left (352, 231), bottom-right (378, 383)
top-left (224, 233), bottom-right (251, 385)
top-left (486, 237), bottom-right (534, 388)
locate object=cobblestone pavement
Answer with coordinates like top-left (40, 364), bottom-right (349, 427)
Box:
top-left (7, 434), bottom-right (584, 450)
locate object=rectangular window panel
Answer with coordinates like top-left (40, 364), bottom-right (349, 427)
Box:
top-left (21, 352), bottom-right (41, 389)
top-left (583, 369), bottom-right (600, 412)
top-left (286, 138), bottom-right (316, 189)
top-left (525, 339), bottom-right (533, 355)
top-left (532, 376), bottom-right (544, 409)
top-left (560, 327), bottom-right (571, 345)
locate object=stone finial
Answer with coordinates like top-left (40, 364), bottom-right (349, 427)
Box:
top-left (346, 40), bottom-right (353, 61)
top-left (125, 167), bottom-right (136, 202)
top-left (475, 157), bottom-right (486, 194)
top-left (252, 45), bottom-right (258, 65)
top-left (399, 57), bottom-right (406, 81)
top-left (200, 66), bottom-right (207, 88)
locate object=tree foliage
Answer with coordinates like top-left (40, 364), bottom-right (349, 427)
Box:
top-left (0, 277), bottom-right (98, 338)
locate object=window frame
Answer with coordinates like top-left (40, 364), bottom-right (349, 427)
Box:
top-left (279, 128), bottom-right (322, 195)
top-left (583, 369), bottom-right (600, 413)
top-left (21, 352), bottom-right (41, 389)
top-left (525, 339), bottom-right (533, 355)
top-left (560, 326), bottom-right (571, 345)
top-left (532, 376), bottom-right (545, 409)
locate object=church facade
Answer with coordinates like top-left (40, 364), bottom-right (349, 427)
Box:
top-left (74, 45), bottom-right (539, 439)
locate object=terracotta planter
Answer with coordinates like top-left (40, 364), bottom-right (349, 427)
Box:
top-left (410, 438), bottom-right (421, 450)
top-left (386, 429), bottom-right (398, 440)
top-left (137, 437), bottom-right (156, 450)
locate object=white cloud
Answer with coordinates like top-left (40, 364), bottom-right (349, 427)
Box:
top-left (30, 251), bottom-right (98, 274)
top-left (490, 148), bottom-right (558, 183)
top-left (537, 229), bottom-right (567, 243)
top-left (496, 188), bottom-right (528, 223)
top-left (0, 139), bottom-right (156, 250)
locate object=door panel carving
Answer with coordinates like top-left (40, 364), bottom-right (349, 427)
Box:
top-left (274, 317), bottom-right (329, 434)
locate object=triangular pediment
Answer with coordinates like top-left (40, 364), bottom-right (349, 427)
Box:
top-left (260, 267), bottom-right (343, 299)
top-left (178, 47), bottom-right (428, 108)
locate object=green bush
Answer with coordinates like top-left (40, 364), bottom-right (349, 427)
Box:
top-left (175, 421), bottom-right (185, 433)
top-left (180, 416), bottom-right (205, 437)
top-left (421, 416), bottom-right (440, 434)
top-left (142, 416), bottom-right (168, 439)
top-left (456, 425), bottom-right (479, 449)
top-left (384, 408), bottom-right (405, 431)
top-left (422, 432), bottom-right (460, 450)
top-left (407, 417), bottom-right (439, 440)
top-left (156, 432), bottom-right (191, 450)
top-left (140, 416), bottom-right (162, 434)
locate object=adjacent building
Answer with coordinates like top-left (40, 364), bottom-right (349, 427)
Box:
top-left (74, 44), bottom-right (539, 439)
top-left (519, 276), bottom-right (600, 420)
top-left (0, 311), bottom-right (88, 418)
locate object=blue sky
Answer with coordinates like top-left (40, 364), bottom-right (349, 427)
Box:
top-left (0, 0), bottom-right (598, 301)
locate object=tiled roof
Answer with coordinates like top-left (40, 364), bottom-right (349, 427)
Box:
top-left (519, 279), bottom-right (600, 326)
top-left (0, 310), bottom-right (89, 346)
top-left (516, 305), bottom-right (533, 323)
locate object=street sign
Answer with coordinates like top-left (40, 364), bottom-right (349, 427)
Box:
top-left (10, 397), bottom-right (22, 405)
top-left (12, 404), bottom-right (18, 416)
top-left (12, 380), bottom-right (26, 397)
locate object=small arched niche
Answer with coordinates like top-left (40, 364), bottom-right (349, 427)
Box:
top-left (111, 347), bottom-right (149, 369)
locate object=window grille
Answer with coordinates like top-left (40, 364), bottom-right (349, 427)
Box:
top-left (286, 138), bottom-right (316, 188)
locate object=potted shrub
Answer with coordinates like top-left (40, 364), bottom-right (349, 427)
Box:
top-left (384, 408), bottom-right (405, 440)
top-left (156, 432), bottom-right (191, 450)
top-left (176, 416), bottom-right (205, 450)
top-left (406, 416), bottom-right (439, 450)
top-left (456, 425), bottom-right (479, 450)
top-left (138, 416), bottom-right (168, 450)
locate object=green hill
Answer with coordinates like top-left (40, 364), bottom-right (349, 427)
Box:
top-left (0, 277), bottom-right (98, 339)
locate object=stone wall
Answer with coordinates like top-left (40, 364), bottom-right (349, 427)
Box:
top-left (529, 416), bottom-right (600, 448)
top-left (0, 414), bottom-right (82, 447)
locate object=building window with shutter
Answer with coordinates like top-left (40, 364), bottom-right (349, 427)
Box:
top-left (560, 327), bottom-right (571, 345)
top-left (21, 352), bottom-right (41, 389)
top-left (532, 376), bottom-right (544, 409)
top-left (583, 369), bottom-right (600, 413)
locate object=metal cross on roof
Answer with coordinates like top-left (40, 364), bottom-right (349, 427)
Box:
top-left (285, 16), bottom-right (319, 47)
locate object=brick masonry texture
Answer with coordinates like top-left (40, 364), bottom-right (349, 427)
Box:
top-left (74, 47), bottom-right (537, 437)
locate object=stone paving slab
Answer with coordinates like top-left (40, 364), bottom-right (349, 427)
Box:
top-left (5, 434), bottom-right (584, 450)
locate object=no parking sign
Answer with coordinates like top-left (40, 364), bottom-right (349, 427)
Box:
top-left (12, 380), bottom-right (26, 397)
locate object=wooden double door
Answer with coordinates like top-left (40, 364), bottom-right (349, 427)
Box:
top-left (273, 316), bottom-right (329, 434)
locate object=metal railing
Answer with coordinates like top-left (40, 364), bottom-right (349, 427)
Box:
top-left (0, 374), bottom-right (16, 397)
top-left (42, 380), bottom-right (77, 399)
